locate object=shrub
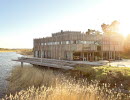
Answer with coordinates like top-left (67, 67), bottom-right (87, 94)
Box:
top-left (74, 65), bottom-right (130, 90)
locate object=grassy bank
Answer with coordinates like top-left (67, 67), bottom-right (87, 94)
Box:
top-left (17, 49), bottom-right (33, 56)
top-left (73, 65), bottom-right (130, 90)
top-left (2, 65), bottom-right (130, 100)
top-left (0, 48), bottom-right (33, 56)
top-left (0, 49), bottom-right (19, 52)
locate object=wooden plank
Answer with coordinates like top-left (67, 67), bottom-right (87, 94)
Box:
top-left (13, 57), bottom-right (74, 70)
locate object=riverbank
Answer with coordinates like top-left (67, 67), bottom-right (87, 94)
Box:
top-left (16, 49), bottom-right (33, 56)
top-left (0, 50), bottom-right (18, 52)
top-left (0, 48), bottom-right (33, 56)
top-left (73, 65), bottom-right (130, 90)
top-left (3, 65), bottom-right (130, 100)
top-left (0, 52), bottom-right (22, 98)
top-left (11, 57), bottom-right (130, 91)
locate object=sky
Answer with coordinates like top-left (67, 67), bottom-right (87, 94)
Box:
top-left (0, 0), bottom-right (130, 48)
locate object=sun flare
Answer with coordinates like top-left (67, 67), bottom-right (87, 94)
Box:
top-left (119, 22), bottom-right (130, 37)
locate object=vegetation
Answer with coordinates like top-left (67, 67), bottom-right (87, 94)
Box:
top-left (86, 29), bottom-right (101, 35)
top-left (0, 48), bottom-right (19, 52)
top-left (2, 65), bottom-right (130, 100)
top-left (6, 66), bottom-right (59, 93)
top-left (17, 49), bottom-right (33, 56)
top-left (101, 20), bottom-right (120, 34)
top-left (74, 65), bottom-right (130, 90)
top-left (121, 51), bottom-right (130, 59)
top-left (0, 48), bottom-right (33, 55)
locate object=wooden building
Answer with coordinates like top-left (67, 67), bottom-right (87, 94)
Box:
top-left (33, 30), bottom-right (124, 61)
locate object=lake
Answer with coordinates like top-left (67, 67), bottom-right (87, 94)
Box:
top-left (0, 52), bottom-right (22, 98)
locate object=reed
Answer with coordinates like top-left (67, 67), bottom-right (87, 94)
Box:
top-left (6, 65), bottom-right (60, 93)
top-left (2, 65), bottom-right (130, 100)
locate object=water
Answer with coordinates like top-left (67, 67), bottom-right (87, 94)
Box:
top-left (0, 52), bottom-right (22, 98)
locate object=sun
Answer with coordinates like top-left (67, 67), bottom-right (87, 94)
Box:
top-left (119, 22), bottom-right (130, 37)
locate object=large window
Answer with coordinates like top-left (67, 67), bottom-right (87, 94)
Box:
top-left (66, 41), bottom-right (69, 44)
top-left (41, 40), bottom-right (95, 45)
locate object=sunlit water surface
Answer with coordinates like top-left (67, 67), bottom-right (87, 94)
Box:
top-left (0, 52), bottom-right (22, 98)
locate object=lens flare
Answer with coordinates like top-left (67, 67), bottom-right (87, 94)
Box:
top-left (119, 22), bottom-right (130, 37)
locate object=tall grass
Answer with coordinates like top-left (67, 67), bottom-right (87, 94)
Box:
top-left (0, 48), bottom-right (32, 54)
top-left (6, 66), bottom-right (60, 93)
top-left (3, 82), bottom-right (103, 100)
top-left (17, 49), bottom-right (33, 55)
top-left (74, 65), bottom-right (130, 90)
top-left (2, 65), bottom-right (130, 100)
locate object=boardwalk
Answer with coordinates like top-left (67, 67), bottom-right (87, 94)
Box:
top-left (13, 57), bottom-right (75, 70)
top-left (13, 57), bottom-right (106, 70)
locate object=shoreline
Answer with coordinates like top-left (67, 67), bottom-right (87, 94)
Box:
top-left (0, 51), bottom-right (33, 57)
top-left (0, 49), bottom-right (33, 55)
top-left (0, 51), bottom-right (17, 52)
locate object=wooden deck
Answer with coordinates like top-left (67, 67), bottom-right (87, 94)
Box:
top-left (13, 57), bottom-right (75, 70)
top-left (13, 57), bottom-right (106, 70)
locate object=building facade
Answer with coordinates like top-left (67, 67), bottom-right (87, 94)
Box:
top-left (33, 31), bottom-right (124, 61)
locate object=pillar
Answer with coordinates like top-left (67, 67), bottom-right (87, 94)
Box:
top-left (111, 51), bottom-right (114, 59)
top-left (92, 52), bottom-right (94, 61)
top-left (90, 53), bottom-right (91, 61)
top-left (110, 51), bottom-right (112, 59)
top-left (119, 52), bottom-right (120, 60)
top-left (87, 53), bottom-right (88, 61)
top-left (104, 52), bottom-right (105, 59)
top-left (83, 52), bottom-right (85, 61)
top-left (113, 51), bottom-right (115, 60)
top-left (70, 52), bottom-right (73, 61)
top-left (111, 51), bottom-right (112, 59)
top-left (41, 48), bottom-right (43, 63)
top-left (102, 52), bottom-right (103, 60)
top-left (111, 51), bottom-right (113, 59)
top-left (21, 62), bottom-right (23, 67)
top-left (108, 51), bottom-right (110, 60)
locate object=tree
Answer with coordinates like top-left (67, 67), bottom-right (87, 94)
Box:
top-left (86, 29), bottom-right (101, 35)
top-left (101, 24), bottom-right (109, 33)
top-left (101, 20), bottom-right (120, 34)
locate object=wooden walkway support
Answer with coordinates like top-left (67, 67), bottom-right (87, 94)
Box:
top-left (21, 62), bottom-right (23, 67)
